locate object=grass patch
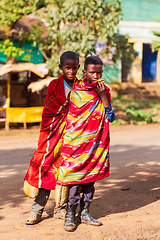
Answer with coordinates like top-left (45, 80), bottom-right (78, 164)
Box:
top-left (112, 95), bottom-right (160, 124)
top-left (112, 95), bottom-right (160, 112)
top-left (111, 119), bottom-right (123, 125)
top-left (125, 107), bottom-right (157, 124)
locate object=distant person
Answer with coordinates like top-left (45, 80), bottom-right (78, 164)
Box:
top-left (24, 51), bottom-right (80, 225)
top-left (0, 87), bottom-right (7, 118)
top-left (57, 55), bottom-right (115, 231)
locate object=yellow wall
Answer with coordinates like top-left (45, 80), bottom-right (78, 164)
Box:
top-left (6, 107), bottom-right (43, 123)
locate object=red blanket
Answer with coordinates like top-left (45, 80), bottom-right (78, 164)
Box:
top-left (25, 75), bottom-right (77, 190)
top-left (57, 79), bottom-right (111, 185)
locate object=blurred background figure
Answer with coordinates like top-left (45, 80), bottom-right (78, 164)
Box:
top-left (0, 86), bottom-right (7, 118)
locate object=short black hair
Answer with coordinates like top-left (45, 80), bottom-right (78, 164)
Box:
top-left (84, 55), bottom-right (103, 70)
top-left (60, 51), bottom-right (79, 65)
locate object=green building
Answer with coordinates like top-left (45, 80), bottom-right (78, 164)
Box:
top-left (118, 0), bottom-right (160, 83)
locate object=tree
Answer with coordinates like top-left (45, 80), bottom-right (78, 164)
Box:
top-left (0, 0), bottom-right (47, 63)
top-left (37, 0), bottom-right (137, 77)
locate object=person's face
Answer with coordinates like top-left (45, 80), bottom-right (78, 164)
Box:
top-left (83, 64), bottom-right (103, 84)
top-left (59, 59), bottom-right (80, 82)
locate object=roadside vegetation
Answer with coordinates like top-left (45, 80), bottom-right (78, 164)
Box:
top-left (112, 95), bottom-right (160, 125)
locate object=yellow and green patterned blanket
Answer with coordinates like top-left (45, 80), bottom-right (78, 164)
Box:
top-left (57, 79), bottom-right (111, 185)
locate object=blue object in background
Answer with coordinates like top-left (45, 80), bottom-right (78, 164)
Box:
top-left (142, 44), bottom-right (157, 82)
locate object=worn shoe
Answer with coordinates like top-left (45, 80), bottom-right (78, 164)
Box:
top-left (63, 204), bottom-right (77, 232)
top-left (80, 201), bottom-right (102, 226)
top-left (54, 206), bottom-right (66, 219)
top-left (25, 213), bottom-right (42, 225)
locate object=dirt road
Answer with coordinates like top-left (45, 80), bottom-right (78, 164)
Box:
top-left (0, 124), bottom-right (160, 240)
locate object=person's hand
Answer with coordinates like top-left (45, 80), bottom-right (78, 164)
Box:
top-left (96, 82), bottom-right (106, 98)
top-left (96, 82), bottom-right (109, 108)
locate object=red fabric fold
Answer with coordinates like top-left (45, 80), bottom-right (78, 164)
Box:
top-left (25, 75), bottom-right (71, 190)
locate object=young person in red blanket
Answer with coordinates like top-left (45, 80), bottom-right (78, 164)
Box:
top-left (57, 55), bottom-right (115, 231)
top-left (24, 51), bottom-right (80, 225)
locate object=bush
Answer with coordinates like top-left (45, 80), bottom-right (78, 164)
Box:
top-left (125, 107), bottom-right (157, 124)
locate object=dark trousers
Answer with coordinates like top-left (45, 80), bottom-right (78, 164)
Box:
top-left (68, 182), bottom-right (95, 206)
top-left (32, 188), bottom-right (50, 215)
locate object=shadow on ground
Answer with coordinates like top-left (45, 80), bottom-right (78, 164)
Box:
top-left (0, 142), bottom-right (160, 222)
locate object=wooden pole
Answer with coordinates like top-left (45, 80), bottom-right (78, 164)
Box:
top-left (157, 49), bottom-right (160, 83)
top-left (132, 41), bottom-right (143, 84)
top-left (7, 73), bottom-right (11, 105)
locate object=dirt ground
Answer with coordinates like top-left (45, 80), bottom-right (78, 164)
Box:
top-left (0, 123), bottom-right (160, 240)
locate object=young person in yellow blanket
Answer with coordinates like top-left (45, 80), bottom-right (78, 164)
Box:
top-left (24, 51), bottom-right (80, 225)
top-left (57, 55), bottom-right (115, 231)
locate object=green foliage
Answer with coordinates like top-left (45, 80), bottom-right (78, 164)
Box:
top-left (0, 39), bottom-right (24, 58)
top-left (112, 95), bottom-right (160, 112)
top-left (0, 0), bottom-right (137, 71)
top-left (153, 30), bottom-right (160, 50)
top-left (0, 0), bottom-right (39, 28)
top-left (125, 107), bottom-right (157, 124)
top-left (0, 0), bottom-right (46, 63)
top-left (37, 0), bottom-right (137, 77)
top-left (111, 119), bottom-right (122, 125)
top-left (112, 95), bottom-right (160, 125)
top-left (36, 0), bottom-right (48, 9)
top-left (110, 33), bottom-right (138, 63)
top-left (152, 19), bottom-right (160, 50)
